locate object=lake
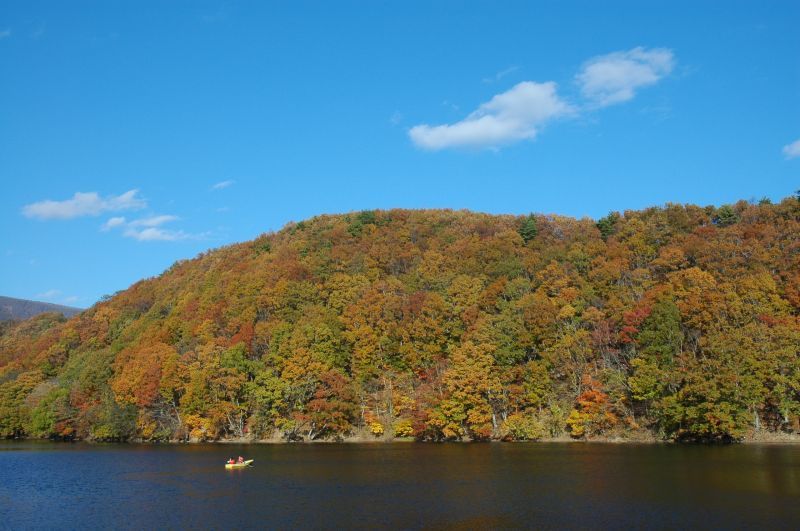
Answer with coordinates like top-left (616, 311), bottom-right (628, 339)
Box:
top-left (1, 441), bottom-right (798, 529)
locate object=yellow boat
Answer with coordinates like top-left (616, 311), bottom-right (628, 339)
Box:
top-left (225, 459), bottom-right (254, 469)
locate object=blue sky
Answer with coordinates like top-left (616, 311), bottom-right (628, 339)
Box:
top-left (1, 1), bottom-right (798, 307)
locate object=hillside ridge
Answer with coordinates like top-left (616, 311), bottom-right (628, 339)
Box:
top-left (1, 198), bottom-right (798, 443)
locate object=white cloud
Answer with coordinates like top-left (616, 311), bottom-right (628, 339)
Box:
top-left (23, 190), bottom-right (146, 220)
top-left (104, 214), bottom-right (177, 232)
top-left (409, 81), bottom-right (574, 150)
top-left (62, 296), bottom-right (80, 304)
top-left (37, 289), bottom-right (61, 300)
top-left (101, 216), bottom-right (127, 231)
top-left (783, 138), bottom-right (800, 159)
top-left (102, 213), bottom-right (204, 242)
top-left (123, 227), bottom-right (192, 242)
top-left (212, 180), bottom-right (234, 190)
top-left (128, 214), bottom-right (179, 227)
top-left (411, 47), bottom-right (676, 151)
top-left (576, 47), bottom-right (675, 107)
top-left (0, 30), bottom-right (10, 40)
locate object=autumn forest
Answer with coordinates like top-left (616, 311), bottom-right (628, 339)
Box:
top-left (1, 196), bottom-right (799, 443)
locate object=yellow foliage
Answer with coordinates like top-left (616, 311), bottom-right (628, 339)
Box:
top-left (393, 418), bottom-right (414, 438)
top-left (503, 412), bottom-right (546, 441)
top-left (184, 414), bottom-right (214, 441)
top-left (137, 413), bottom-right (158, 440)
top-left (369, 421), bottom-right (384, 436)
top-left (557, 304), bottom-right (577, 320)
top-left (566, 409), bottom-right (588, 438)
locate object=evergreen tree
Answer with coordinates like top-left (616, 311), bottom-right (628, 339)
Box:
top-left (596, 212), bottom-right (620, 241)
top-left (518, 214), bottom-right (538, 243)
top-left (713, 205), bottom-right (739, 227)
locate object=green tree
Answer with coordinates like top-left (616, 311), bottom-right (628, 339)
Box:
top-left (637, 298), bottom-right (683, 366)
top-left (713, 205), bottom-right (739, 227)
top-left (596, 212), bottom-right (620, 240)
top-left (518, 214), bottom-right (538, 243)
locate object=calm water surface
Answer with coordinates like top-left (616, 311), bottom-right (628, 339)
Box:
top-left (1, 441), bottom-right (798, 529)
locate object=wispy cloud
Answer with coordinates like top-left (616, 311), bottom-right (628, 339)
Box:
top-left (129, 214), bottom-right (179, 227)
top-left (0, 30), bottom-right (10, 40)
top-left (442, 100), bottom-right (460, 112)
top-left (211, 180), bottom-right (234, 190)
top-left (783, 138), bottom-right (800, 159)
top-left (101, 217), bottom-right (127, 231)
top-left (23, 190), bottom-right (146, 220)
top-left (390, 111), bottom-right (403, 126)
top-left (123, 227), bottom-right (194, 242)
top-left (37, 289), bottom-right (61, 300)
top-left (35, 290), bottom-right (80, 305)
top-left (409, 81), bottom-right (574, 150)
top-left (102, 213), bottom-right (205, 242)
top-left (124, 215), bottom-right (188, 241)
top-left (576, 47), bottom-right (675, 107)
top-left (483, 66), bottom-right (519, 84)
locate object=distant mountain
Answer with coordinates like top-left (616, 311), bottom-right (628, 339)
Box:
top-left (0, 296), bottom-right (82, 321)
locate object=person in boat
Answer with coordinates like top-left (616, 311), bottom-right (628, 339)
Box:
top-left (237, 456), bottom-right (244, 464)
top-left (227, 458), bottom-right (235, 464)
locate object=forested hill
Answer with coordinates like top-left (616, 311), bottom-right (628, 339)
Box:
top-left (1, 197), bottom-right (799, 443)
top-left (0, 296), bottom-right (82, 322)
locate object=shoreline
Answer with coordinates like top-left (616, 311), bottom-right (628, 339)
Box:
top-left (6, 434), bottom-right (799, 445)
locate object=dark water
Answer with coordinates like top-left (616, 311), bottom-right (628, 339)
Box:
top-left (1, 442), bottom-right (798, 529)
